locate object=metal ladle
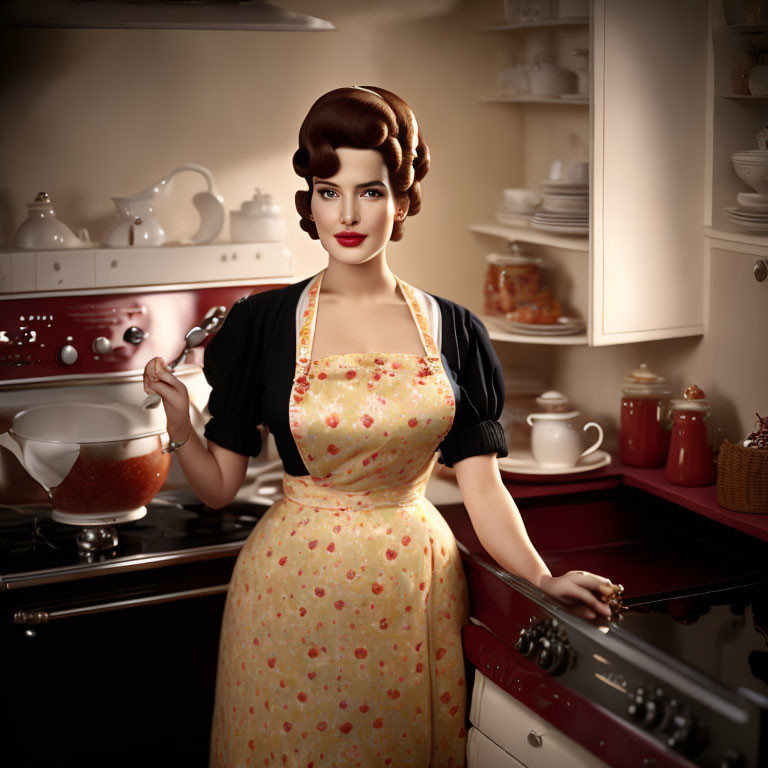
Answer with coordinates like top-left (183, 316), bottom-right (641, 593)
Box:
top-left (142, 306), bottom-right (226, 409)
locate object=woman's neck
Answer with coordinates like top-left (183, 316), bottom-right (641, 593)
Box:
top-left (321, 255), bottom-right (399, 302)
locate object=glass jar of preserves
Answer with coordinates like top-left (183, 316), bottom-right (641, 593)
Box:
top-left (483, 242), bottom-right (542, 316)
top-left (619, 363), bottom-right (672, 468)
top-left (665, 385), bottom-right (715, 486)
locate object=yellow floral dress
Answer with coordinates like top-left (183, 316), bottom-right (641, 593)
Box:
top-left (210, 273), bottom-right (469, 768)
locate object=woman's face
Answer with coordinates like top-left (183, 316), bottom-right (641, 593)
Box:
top-left (311, 147), bottom-right (398, 266)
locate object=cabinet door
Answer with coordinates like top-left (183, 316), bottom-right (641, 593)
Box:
top-left (467, 728), bottom-right (526, 768)
top-left (469, 672), bottom-right (610, 768)
top-left (591, 0), bottom-right (708, 344)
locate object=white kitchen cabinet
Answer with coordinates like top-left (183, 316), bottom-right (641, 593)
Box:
top-left (474, 0), bottom-right (710, 346)
top-left (704, 0), bottom-right (768, 257)
top-left (468, 672), bottom-right (610, 768)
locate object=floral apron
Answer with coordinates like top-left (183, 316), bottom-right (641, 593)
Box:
top-left (211, 272), bottom-right (469, 767)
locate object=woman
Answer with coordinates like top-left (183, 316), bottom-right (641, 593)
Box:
top-left (144, 85), bottom-right (616, 768)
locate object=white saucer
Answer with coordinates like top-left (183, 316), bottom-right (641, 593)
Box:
top-left (505, 318), bottom-right (586, 335)
top-left (724, 206), bottom-right (768, 220)
top-left (531, 221), bottom-right (589, 234)
top-left (498, 449), bottom-right (612, 477)
top-left (736, 192), bottom-right (768, 212)
top-left (723, 208), bottom-right (768, 231)
top-left (496, 211), bottom-right (532, 227)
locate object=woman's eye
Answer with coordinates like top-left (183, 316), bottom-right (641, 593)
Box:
top-left (317, 188), bottom-right (337, 199)
top-left (362, 188), bottom-right (384, 198)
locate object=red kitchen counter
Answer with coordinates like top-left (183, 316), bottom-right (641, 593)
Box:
top-left (496, 458), bottom-right (768, 543)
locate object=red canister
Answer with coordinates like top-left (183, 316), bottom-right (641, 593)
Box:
top-left (619, 364), bottom-right (672, 467)
top-left (665, 385), bottom-right (715, 486)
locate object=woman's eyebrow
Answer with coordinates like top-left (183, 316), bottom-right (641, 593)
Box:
top-left (313, 179), bottom-right (387, 189)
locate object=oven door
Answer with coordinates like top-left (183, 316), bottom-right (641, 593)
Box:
top-left (2, 564), bottom-right (232, 767)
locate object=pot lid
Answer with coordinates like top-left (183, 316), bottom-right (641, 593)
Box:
top-left (487, 241), bottom-right (542, 267)
top-left (670, 384), bottom-right (711, 412)
top-left (622, 363), bottom-right (671, 395)
top-left (535, 390), bottom-right (569, 409)
top-left (235, 188), bottom-right (282, 218)
top-left (11, 402), bottom-right (166, 444)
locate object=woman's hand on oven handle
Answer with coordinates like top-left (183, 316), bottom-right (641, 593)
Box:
top-left (454, 454), bottom-right (616, 620)
top-left (537, 572), bottom-right (616, 620)
top-left (142, 356), bottom-right (248, 508)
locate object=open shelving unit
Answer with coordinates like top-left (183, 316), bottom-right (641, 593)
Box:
top-left (470, 222), bottom-right (588, 252)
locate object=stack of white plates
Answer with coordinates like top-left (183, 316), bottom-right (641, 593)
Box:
top-left (723, 192), bottom-right (768, 232)
top-left (486, 315), bottom-right (586, 336)
top-left (531, 179), bottom-right (589, 235)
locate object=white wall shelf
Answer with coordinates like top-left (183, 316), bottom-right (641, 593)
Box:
top-left (482, 18), bottom-right (590, 32)
top-left (470, 222), bottom-right (589, 252)
top-left (0, 242), bottom-right (293, 294)
top-left (705, 227), bottom-right (768, 256)
top-left (480, 95), bottom-right (589, 104)
top-left (483, 315), bottom-right (588, 345)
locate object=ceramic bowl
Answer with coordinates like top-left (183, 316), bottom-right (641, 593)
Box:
top-left (732, 151), bottom-right (768, 195)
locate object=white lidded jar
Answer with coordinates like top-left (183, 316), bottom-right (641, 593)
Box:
top-left (13, 192), bottom-right (81, 250)
top-left (230, 188), bottom-right (285, 243)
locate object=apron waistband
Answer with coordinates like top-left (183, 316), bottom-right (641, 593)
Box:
top-left (282, 467), bottom-right (434, 511)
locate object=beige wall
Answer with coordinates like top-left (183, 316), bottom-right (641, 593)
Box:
top-left (1, 0), bottom-right (765, 447)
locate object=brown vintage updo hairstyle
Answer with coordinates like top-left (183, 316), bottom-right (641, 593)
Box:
top-left (293, 86), bottom-right (430, 242)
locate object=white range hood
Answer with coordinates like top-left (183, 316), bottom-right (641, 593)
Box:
top-left (0, 0), bottom-right (336, 31)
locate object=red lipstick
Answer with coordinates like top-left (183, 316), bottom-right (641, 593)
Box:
top-left (334, 232), bottom-right (367, 247)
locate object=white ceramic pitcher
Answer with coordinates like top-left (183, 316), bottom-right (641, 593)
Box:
top-left (526, 410), bottom-right (604, 467)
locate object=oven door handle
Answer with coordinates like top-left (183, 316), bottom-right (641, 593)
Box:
top-left (12, 583), bottom-right (230, 625)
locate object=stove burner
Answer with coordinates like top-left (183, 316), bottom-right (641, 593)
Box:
top-left (162, 503), bottom-right (261, 539)
top-left (75, 526), bottom-right (119, 554)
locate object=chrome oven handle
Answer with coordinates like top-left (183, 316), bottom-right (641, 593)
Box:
top-left (12, 583), bottom-right (230, 625)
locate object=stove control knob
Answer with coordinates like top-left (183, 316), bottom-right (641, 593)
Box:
top-left (515, 628), bottom-right (536, 658)
top-left (535, 637), bottom-right (552, 670)
top-left (92, 336), bottom-right (111, 355)
top-left (58, 344), bottom-right (78, 366)
top-left (627, 686), bottom-right (650, 723)
top-left (665, 706), bottom-right (698, 754)
top-left (123, 326), bottom-right (148, 345)
top-left (548, 640), bottom-right (570, 676)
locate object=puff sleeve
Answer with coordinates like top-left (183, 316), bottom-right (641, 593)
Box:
top-left (437, 305), bottom-right (508, 467)
top-left (202, 297), bottom-right (264, 457)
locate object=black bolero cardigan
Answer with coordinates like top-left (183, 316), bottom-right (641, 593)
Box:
top-left (202, 276), bottom-right (508, 476)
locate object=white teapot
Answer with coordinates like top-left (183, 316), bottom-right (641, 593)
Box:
top-left (526, 409), bottom-right (604, 467)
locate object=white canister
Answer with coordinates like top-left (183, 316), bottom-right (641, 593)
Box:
top-left (230, 188), bottom-right (285, 243)
top-left (13, 192), bottom-right (82, 251)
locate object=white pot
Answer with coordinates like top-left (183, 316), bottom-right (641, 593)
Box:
top-left (528, 62), bottom-right (577, 97)
top-left (748, 64), bottom-right (768, 96)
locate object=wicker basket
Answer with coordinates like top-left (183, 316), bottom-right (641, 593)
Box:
top-left (716, 440), bottom-right (768, 514)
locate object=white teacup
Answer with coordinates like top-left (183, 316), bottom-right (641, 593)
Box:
top-left (564, 162), bottom-right (589, 185)
top-left (526, 410), bottom-right (604, 467)
top-left (502, 188), bottom-right (540, 213)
